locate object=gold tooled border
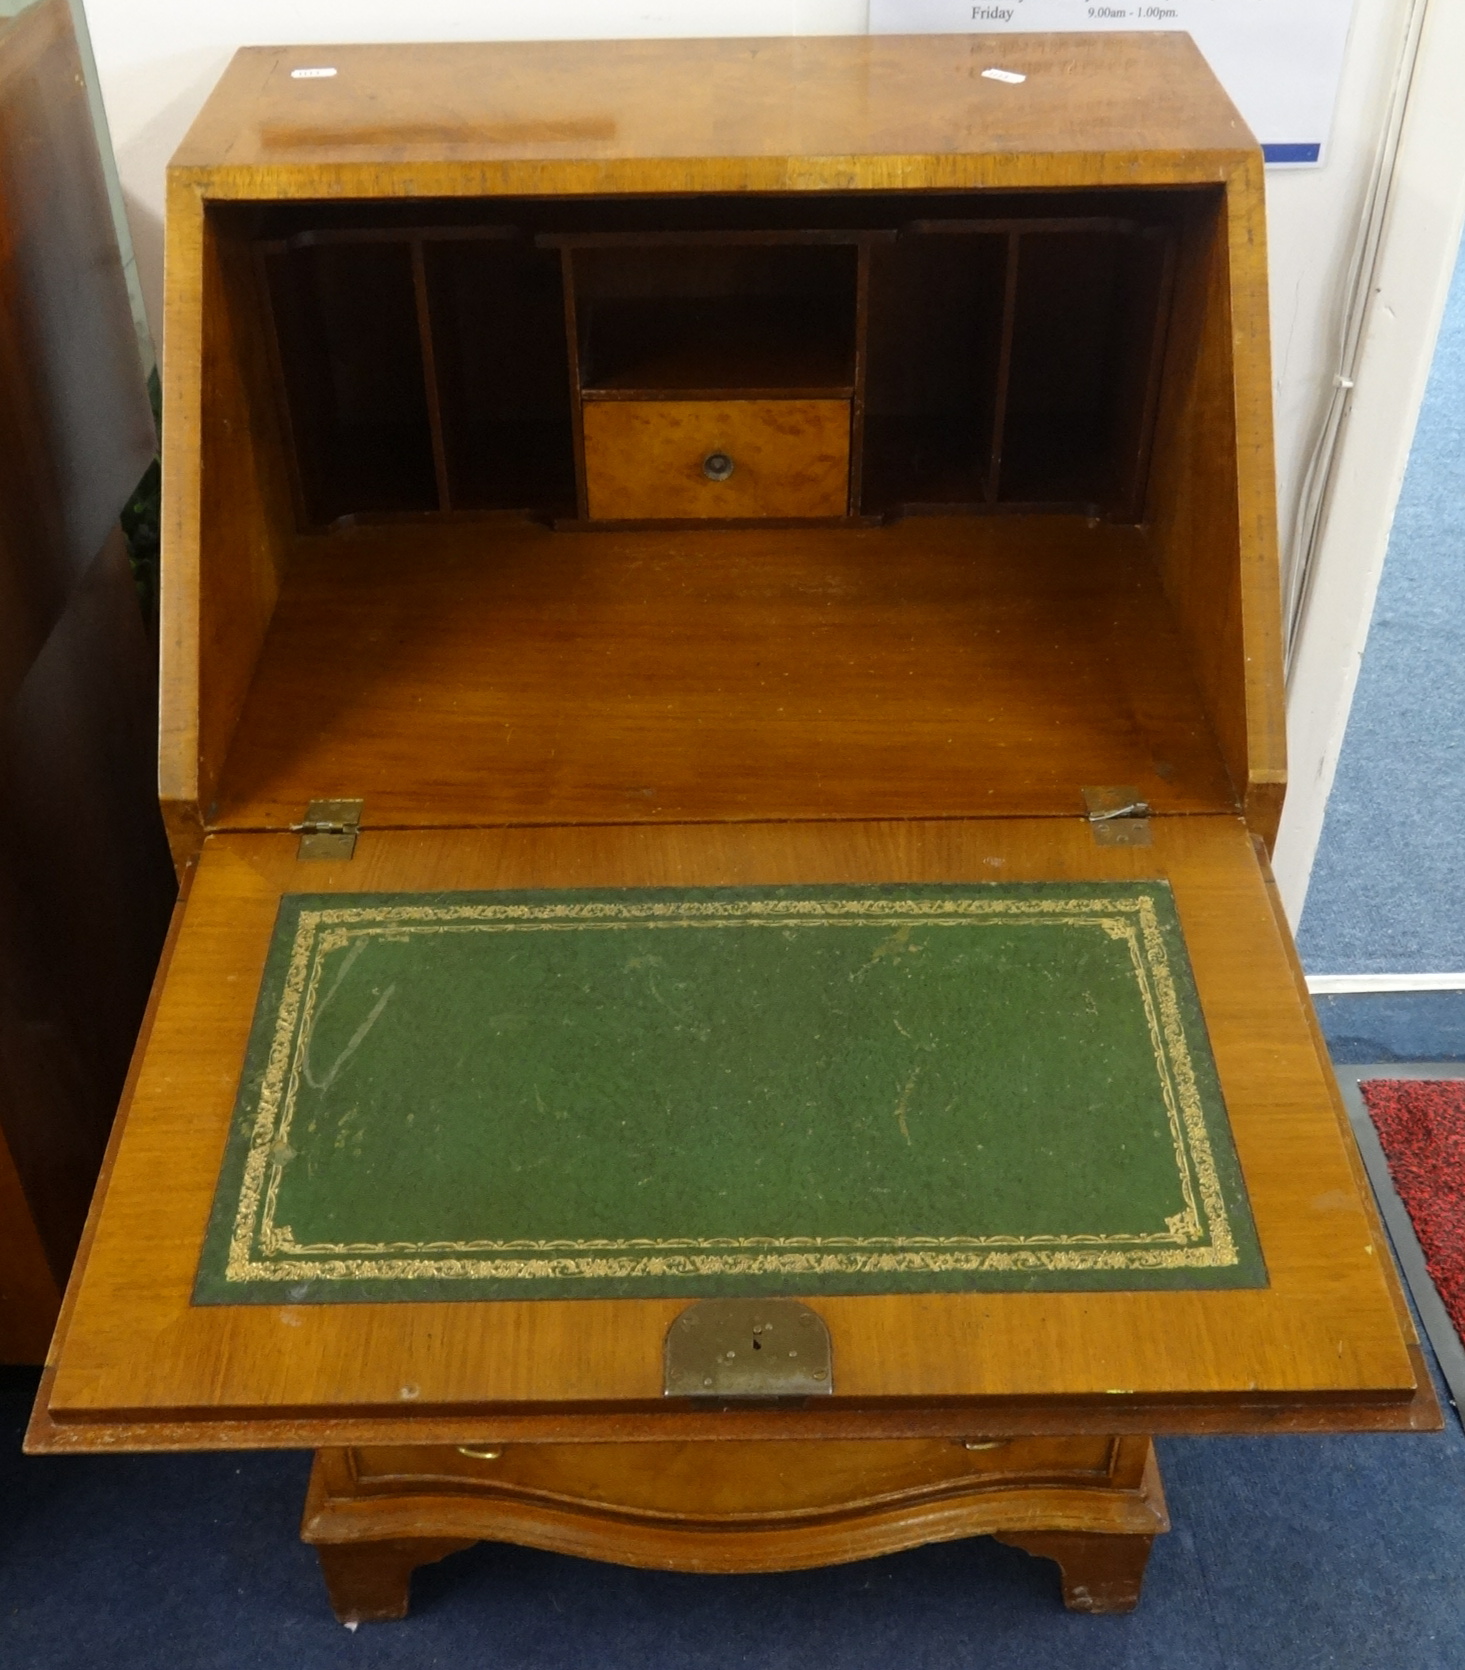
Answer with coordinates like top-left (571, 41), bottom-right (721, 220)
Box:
top-left (223, 894), bottom-right (1239, 1284)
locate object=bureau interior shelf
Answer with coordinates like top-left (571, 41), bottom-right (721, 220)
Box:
top-left (556, 235), bottom-right (862, 399)
top-left (208, 513), bottom-right (1237, 833)
top-left (573, 301), bottom-right (853, 398)
top-left (200, 182), bottom-right (1246, 831)
top-left (244, 190), bottom-right (1189, 531)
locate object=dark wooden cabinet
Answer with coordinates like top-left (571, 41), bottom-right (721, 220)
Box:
top-left (0, 0), bottom-right (174, 1361)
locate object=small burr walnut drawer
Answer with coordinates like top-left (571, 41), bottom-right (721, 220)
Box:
top-left (581, 398), bottom-right (851, 520)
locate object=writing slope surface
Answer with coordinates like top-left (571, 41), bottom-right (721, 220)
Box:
top-left (40, 821), bottom-right (1418, 1438)
top-left (195, 882), bottom-right (1264, 1304)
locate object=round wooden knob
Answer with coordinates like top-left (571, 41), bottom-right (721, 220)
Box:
top-left (702, 451), bottom-right (735, 482)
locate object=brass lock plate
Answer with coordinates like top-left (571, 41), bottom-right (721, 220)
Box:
top-left (663, 1297), bottom-right (833, 1398)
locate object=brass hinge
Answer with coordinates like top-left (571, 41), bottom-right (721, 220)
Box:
top-left (664, 1298), bottom-right (833, 1399)
top-left (293, 798), bottom-right (363, 860)
top-left (1082, 785), bottom-right (1152, 847)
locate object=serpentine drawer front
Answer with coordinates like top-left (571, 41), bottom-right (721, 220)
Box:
top-left (582, 399), bottom-right (851, 520)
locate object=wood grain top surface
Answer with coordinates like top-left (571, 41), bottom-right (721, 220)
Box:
top-left (39, 816), bottom-right (1419, 1446)
top-left (210, 516), bottom-right (1238, 831)
top-left (172, 34), bottom-right (1254, 190)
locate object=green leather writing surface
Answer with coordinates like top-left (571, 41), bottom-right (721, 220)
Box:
top-left (194, 884), bottom-right (1265, 1303)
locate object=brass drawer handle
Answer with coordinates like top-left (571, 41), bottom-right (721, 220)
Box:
top-left (702, 450), bottom-right (735, 482)
top-left (457, 1445), bottom-right (503, 1461)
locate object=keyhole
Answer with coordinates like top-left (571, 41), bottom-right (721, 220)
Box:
top-left (752, 1336), bottom-right (762, 1350)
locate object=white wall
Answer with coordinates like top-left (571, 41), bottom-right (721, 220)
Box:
top-left (80, 0), bottom-right (1457, 924)
top-left (1271, 0), bottom-right (1465, 922)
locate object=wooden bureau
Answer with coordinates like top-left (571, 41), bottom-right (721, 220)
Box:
top-left (28, 33), bottom-right (1438, 1623)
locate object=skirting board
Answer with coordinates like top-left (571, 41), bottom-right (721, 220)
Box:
top-left (1336, 1063), bottom-right (1465, 1424)
top-left (1309, 975), bottom-right (1465, 994)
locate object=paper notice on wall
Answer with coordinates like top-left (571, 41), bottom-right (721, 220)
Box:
top-left (868, 0), bottom-right (1358, 165)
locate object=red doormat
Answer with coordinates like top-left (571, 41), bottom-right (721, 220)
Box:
top-left (1361, 1079), bottom-right (1465, 1339)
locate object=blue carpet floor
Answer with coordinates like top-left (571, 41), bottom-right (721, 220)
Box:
top-left (1315, 991), bottom-right (1465, 1062)
top-left (3, 1347), bottom-right (1463, 1670)
top-left (1298, 225), bottom-right (1465, 975)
